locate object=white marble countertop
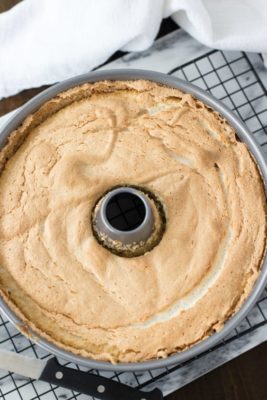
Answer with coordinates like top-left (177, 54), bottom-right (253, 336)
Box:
top-left (0, 28), bottom-right (267, 400)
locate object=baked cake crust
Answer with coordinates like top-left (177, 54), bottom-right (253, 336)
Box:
top-left (0, 80), bottom-right (266, 363)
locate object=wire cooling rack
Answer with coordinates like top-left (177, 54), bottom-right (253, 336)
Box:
top-left (1, 49), bottom-right (267, 399)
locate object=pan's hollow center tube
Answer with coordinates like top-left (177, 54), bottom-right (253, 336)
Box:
top-left (92, 186), bottom-right (166, 257)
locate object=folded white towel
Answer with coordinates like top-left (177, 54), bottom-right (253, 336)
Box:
top-left (0, 0), bottom-right (266, 99)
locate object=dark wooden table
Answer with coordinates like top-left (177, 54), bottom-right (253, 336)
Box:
top-left (1, 1), bottom-right (267, 399)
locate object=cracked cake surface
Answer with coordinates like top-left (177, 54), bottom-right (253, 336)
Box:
top-left (0, 80), bottom-right (266, 363)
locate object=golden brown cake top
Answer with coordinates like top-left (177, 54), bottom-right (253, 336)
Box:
top-left (0, 80), bottom-right (266, 363)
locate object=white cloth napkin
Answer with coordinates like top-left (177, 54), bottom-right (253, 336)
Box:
top-left (0, 0), bottom-right (267, 100)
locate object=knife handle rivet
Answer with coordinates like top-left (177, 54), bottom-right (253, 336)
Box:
top-left (97, 385), bottom-right (105, 393)
top-left (55, 371), bottom-right (63, 380)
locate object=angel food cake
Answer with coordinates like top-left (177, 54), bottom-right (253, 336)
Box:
top-left (0, 80), bottom-right (266, 363)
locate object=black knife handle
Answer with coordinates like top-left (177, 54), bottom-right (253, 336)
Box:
top-left (40, 357), bottom-right (163, 400)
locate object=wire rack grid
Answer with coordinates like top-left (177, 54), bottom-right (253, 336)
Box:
top-left (1, 49), bottom-right (267, 400)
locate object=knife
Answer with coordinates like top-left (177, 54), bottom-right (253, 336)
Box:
top-left (0, 350), bottom-right (163, 400)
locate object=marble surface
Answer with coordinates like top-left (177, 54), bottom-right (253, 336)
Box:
top-left (0, 28), bottom-right (267, 399)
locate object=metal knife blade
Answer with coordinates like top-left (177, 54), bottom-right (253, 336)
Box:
top-left (0, 349), bottom-right (47, 380)
top-left (0, 350), bottom-right (164, 400)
